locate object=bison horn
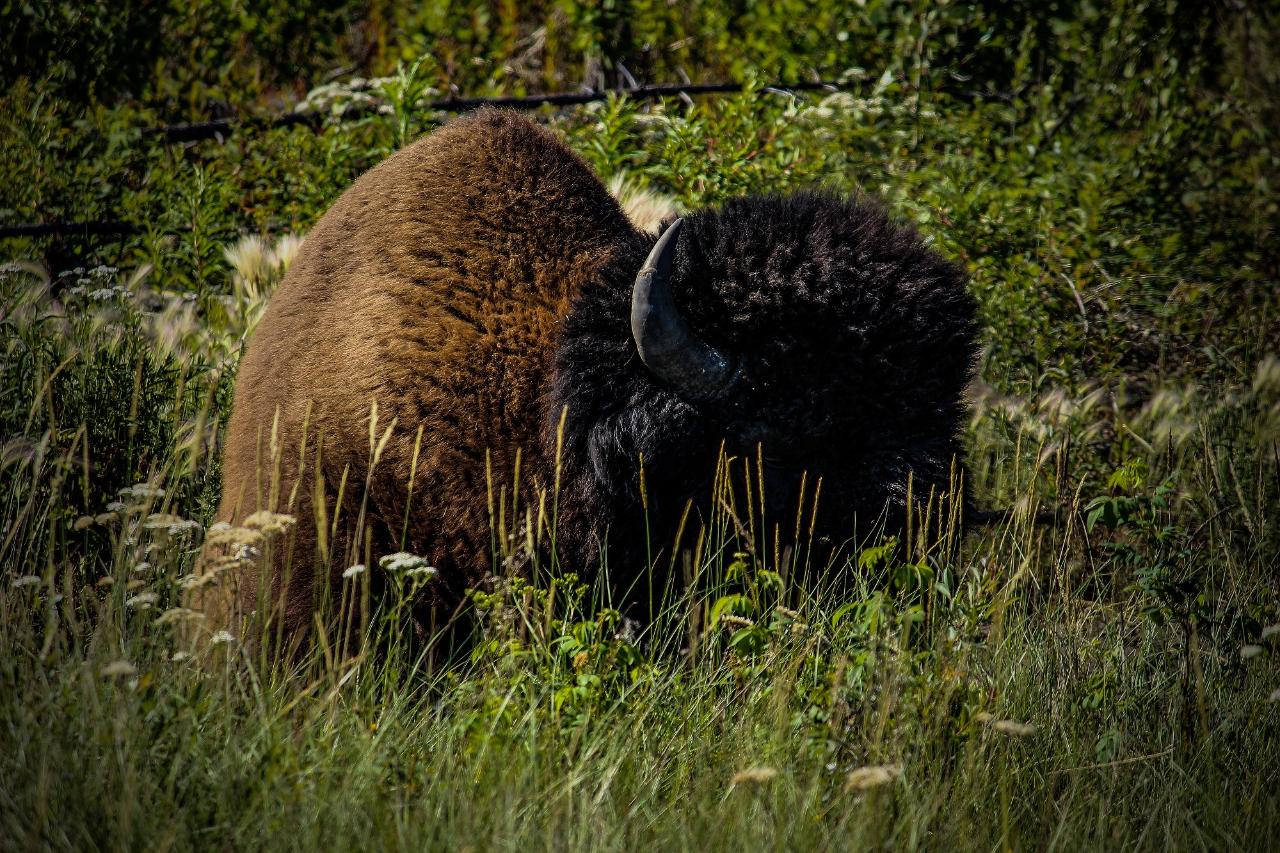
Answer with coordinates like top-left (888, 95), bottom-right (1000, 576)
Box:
top-left (630, 219), bottom-right (737, 402)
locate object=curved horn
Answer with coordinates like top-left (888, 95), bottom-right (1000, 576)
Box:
top-left (631, 219), bottom-right (737, 402)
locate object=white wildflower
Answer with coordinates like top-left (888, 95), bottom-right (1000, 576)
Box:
top-left (1261, 624), bottom-right (1279, 640)
top-left (342, 563), bottom-right (366, 579)
top-left (210, 630), bottom-right (236, 646)
top-left (232, 543), bottom-right (260, 563)
top-left (171, 650), bottom-right (192, 663)
top-left (380, 552), bottom-right (429, 573)
top-left (1242, 644), bottom-right (1264, 660)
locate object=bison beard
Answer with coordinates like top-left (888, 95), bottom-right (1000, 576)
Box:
top-left (200, 108), bottom-right (978, 651)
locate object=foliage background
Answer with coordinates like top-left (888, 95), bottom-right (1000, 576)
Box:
top-left (1, 1), bottom-right (1278, 849)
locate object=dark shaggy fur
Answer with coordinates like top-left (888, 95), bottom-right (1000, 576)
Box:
top-left (201, 109), bottom-right (978, 648)
top-left (554, 193), bottom-right (979, 586)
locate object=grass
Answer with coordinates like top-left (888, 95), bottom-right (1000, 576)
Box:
top-left (2, 1), bottom-right (1279, 849)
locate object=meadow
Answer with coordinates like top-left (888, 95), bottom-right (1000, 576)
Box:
top-left (2, 1), bottom-right (1278, 849)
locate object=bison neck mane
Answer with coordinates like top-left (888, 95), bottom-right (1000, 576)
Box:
top-left (552, 192), bottom-right (979, 595)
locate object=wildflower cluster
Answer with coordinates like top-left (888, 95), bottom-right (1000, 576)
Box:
top-left (62, 265), bottom-right (124, 301)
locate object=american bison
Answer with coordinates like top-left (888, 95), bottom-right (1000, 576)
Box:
top-left (201, 108), bottom-right (978, 649)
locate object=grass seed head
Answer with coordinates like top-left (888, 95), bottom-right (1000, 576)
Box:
top-left (607, 173), bottom-right (681, 234)
top-left (101, 660), bottom-right (138, 678)
top-left (730, 766), bottom-right (778, 787)
top-left (154, 607), bottom-right (203, 626)
top-left (241, 511), bottom-right (297, 536)
top-left (845, 764), bottom-right (903, 792)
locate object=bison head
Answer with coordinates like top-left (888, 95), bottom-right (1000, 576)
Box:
top-left (553, 191), bottom-right (979, 578)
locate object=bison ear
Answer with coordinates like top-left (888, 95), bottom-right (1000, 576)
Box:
top-left (630, 219), bottom-right (739, 402)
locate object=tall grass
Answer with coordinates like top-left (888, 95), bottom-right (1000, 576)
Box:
top-left (2, 250), bottom-right (1277, 848)
top-left (3, 2), bottom-right (1279, 846)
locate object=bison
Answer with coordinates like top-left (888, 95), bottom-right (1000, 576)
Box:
top-left (200, 108), bottom-right (978, 650)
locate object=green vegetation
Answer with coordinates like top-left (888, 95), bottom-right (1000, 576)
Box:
top-left (2, 1), bottom-right (1278, 849)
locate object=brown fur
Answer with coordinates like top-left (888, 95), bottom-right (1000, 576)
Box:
top-left (206, 110), bottom-right (637, 642)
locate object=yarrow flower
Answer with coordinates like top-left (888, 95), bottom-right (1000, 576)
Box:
top-left (210, 630), bottom-right (237, 646)
top-left (342, 563), bottom-right (366, 579)
top-left (379, 552), bottom-right (436, 578)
